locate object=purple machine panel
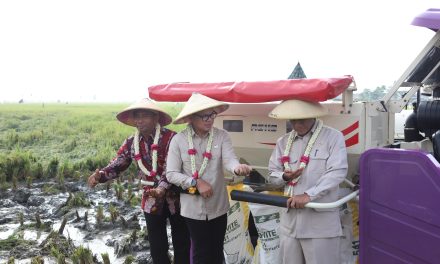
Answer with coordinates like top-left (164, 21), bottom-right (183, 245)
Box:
top-left (411, 8), bottom-right (440, 31)
top-left (360, 148), bottom-right (440, 263)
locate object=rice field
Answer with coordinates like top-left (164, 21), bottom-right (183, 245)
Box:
top-left (0, 102), bottom-right (185, 185)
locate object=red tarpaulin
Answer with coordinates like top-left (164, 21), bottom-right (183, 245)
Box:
top-left (148, 76), bottom-right (353, 103)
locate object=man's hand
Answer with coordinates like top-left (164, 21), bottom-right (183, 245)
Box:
top-left (234, 164), bottom-right (252, 176)
top-left (145, 187), bottom-right (166, 198)
top-left (196, 179), bottom-right (213, 199)
top-left (87, 169), bottom-right (101, 188)
top-left (286, 193), bottom-right (311, 209)
top-left (282, 168), bottom-right (303, 182)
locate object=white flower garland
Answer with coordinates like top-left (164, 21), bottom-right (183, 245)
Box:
top-left (134, 123), bottom-right (161, 181)
top-left (282, 119), bottom-right (323, 196)
top-left (186, 125), bottom-right (214, 179)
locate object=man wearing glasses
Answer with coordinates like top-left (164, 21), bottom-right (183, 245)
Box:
top-left (166, 93), bottom-right (252, 264)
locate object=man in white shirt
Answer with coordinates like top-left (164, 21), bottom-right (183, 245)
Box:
top-left (268, 99), bottom-right (348, 264)
top-left (166, 93), bottom-right (252, 264)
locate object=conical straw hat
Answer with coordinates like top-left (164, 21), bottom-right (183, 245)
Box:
top-left (173, 93), bottom-right (229, 124)
top-left (116, 98), bottom-right (172, 126)
top-left (269, 99), bottom-right (328, 120)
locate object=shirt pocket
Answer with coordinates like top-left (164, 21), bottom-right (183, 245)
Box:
top-left (307, 148), bottom-right (329, 173)
top-left (210, 144), bottom-right (221, 160)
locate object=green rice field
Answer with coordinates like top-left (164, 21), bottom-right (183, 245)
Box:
top-left (0, 102), bottom-right (185, 186)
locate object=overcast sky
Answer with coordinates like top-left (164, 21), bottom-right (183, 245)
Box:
top-left (0, 0), bottom-right (438, 103)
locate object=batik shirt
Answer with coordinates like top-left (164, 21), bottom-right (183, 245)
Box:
top-left (99, 127), bottom-right (179, 215)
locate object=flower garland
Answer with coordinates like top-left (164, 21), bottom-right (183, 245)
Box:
top-left (134, 123), bottom-right (161, 183)
top-left (186, 125), bottom-right (214, 193)
top-left (282, 119), bottom-right (323, 196)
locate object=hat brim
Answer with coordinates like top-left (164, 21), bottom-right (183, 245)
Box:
top-left (268, 99), bottom-right (328, 120)
top-left (173, 93), bottom-right (230, 124)
top-left (116, 100), bottom-right (172, 127)
top-left (173, 104), bottom-right (229, 124)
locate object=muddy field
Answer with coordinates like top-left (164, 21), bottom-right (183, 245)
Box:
top-left (0, 180), bottom-right (171, 263)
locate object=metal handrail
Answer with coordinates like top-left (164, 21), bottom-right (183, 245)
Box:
top-left (305, 190), bottom-right (359, 209)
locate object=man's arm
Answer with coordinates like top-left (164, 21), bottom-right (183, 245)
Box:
top-left (220, 131), bottom-right (252, 176)
top-left (220, 131), bottom-right (240, 174)
top-left (88, 138), bottom-right (133, 188)
top-left (166, 135), bottom-right (194, 189)
top-left (268, 137), bottom-right (289, 185)
top-left (99, 138), bottom-right (133, 182)
top-left (157, 131), bottom-right (176, 190)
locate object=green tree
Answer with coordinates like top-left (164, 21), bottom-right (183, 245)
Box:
top-left (356, 85), bottom-right (388, 101)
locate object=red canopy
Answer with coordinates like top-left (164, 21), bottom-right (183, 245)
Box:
top-left (148, 76), bottom-right (353, 103)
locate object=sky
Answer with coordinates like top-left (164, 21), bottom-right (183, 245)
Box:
top-left (0, 0), bottom-right (439, 103)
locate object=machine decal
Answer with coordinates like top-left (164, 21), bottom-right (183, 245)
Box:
top-left (345, 134), bottom-right (359, 148)
top-left (342, 121), bottom-right (359, 147)
top-left (251, 124), bottom-right (277, 132)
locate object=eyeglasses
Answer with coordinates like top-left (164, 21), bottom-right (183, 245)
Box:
top-left (194, 111), bottom-right (217, 122)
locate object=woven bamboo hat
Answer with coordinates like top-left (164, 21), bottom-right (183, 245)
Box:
top-left (173, 93), bottom-right (229, 124)
top-left (116, 98), bottom-right (172, 126)
top-left (269, 99), bottom-right (328, 120)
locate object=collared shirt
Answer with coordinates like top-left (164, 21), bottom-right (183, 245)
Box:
top-left (100, 127), bottom-right (179, 215)
top-left (166, 126), bottom-right (240, 220)
top-left (268, 121), bottom-right (348, 238)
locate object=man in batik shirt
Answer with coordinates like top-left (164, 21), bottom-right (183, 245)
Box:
top-left (88, 98), bottom-right (190, 264)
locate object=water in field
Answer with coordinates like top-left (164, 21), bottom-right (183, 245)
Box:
top-left (0, 180), bottom-right (169, 264)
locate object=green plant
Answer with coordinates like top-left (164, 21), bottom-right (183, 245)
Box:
top-left (109, 204), bottom-right (119, 224)
top-left (51, 245), bottom-right (67, 264)
top-left (18, 212), bottom-right (24, 226)
top-left (126, 185), bottom-right (133, 203)
top-left (26, 175), bottom-right (33, 188)
top-left (67, 192), bottom-right (91, 207)
top-left (0, 172), bottom-right (8, 190)
top-left (96, 205), bottom-right (104, 226)
top-left (58, 160), bottom-right (73, 179)
top-left (12, 175), bottom-right (17, 190)
top-left (31, 162), bottom-right (44, 180)
top-left (31, 256), bottom-right (44, 264)
top-left (42, 184), bottom-right (59, 194)
top-left (0, 233), bottom-right (34, 251)
top-left (113, 182), bottom-right (124, 200)
top-left (101, 253), bottom-right (110, 264)
top-left (47, 157), bottom-right (59, 179)
top-left (123, 255), bottom-right (135, 264)
top-left (58, 173), bottom-right (65, 190)
top-left (35, 213), bottom-right (42, 228)
top-left (71, 245), bottom-right (94, 264)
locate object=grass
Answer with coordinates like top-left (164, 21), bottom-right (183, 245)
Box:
top-left (0, 232), bottom-right (35, 251)
top-left (0, 102), bottom-right (185, 182)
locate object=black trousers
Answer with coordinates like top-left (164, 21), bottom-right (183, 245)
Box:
top-left (184, 213), bottom-right (227, 264)
top-left (144, 206), bottom-right (190, 264)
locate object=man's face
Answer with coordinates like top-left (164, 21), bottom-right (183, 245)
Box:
top-left (290, 118), bottom-right (315, 136)
top-left (190, 108), bottom-right (217, 134)
top-left (133, 110), bottom-right (159, 134)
